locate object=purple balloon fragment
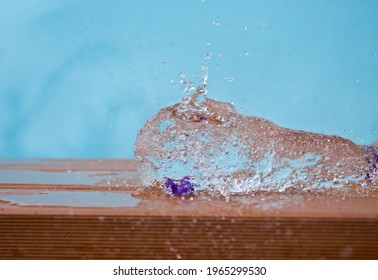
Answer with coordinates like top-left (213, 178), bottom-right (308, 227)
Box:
top-left (165, 176), bottom-right (195, 196)
top-left (365, 146), bottom-right (378, 181)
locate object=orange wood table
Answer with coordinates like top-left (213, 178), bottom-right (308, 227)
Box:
top-left (0, 159), bottom-right (377, 259)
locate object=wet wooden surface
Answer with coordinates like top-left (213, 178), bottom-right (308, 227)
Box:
top-left (0, 159), bottom-right (378, 259)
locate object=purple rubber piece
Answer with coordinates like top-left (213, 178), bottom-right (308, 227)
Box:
top-left (165, 176), bottom-right (195, 195)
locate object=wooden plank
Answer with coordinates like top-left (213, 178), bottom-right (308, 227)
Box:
top-left (0, 159), bottom-right (378, 259)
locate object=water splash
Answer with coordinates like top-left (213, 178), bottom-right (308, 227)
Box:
top-left (135, 77), bottom-right (377, 197)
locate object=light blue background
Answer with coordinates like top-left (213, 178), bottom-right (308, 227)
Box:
top-left (1, 0), bottom-right (377, 158)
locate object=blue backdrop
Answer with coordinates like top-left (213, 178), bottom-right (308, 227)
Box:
top-left (1, 0), bottom-right (377, 158)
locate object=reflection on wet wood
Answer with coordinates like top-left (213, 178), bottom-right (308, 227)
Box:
top-left (0, 159), bottom-right (378, 259)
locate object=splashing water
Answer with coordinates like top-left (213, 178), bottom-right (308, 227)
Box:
top-left (135, 75), bottom-right (378, 197)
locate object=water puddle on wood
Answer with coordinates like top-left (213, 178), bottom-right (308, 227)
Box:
top-left (0, 189), bottom-right (139, 208)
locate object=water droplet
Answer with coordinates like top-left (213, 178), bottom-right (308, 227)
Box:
top-left (241, 51), bottom-right (250, 56)
top-left (204, 52), bottom-right (212, 60)
top-left (201, 66), bottom-right (208, 90)
top-left (228, 77), bottom-right (234, 83)
top-left (206, 41), bottom-right (211, 46)
top-left (212, 20), bottom-right (220, 26)
top-left (244, 26), bottom-right (248, 31)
